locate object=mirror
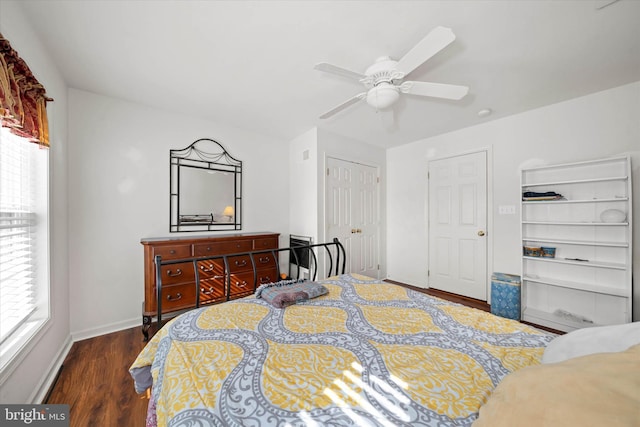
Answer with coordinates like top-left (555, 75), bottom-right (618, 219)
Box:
top-left (170, 138), bottom-right (242, 232)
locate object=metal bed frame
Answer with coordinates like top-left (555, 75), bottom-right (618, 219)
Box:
top-left (152, 238), bottom-right (346, 334)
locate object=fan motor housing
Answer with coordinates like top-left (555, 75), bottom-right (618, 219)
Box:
top-left (363, 56), bottom-right (401, 88)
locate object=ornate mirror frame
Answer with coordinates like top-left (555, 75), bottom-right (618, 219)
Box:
top-left (170, 138), bottom-right (242, 232)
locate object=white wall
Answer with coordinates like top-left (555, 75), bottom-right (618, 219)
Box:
top-left (289, 127), bottom-right (318, 241)
top-left (0, 1), bottom-right (70, 403)
top-left (68, 89), bottom-right (290, 339)
top-left (387, 81), bottom-right (640, 320)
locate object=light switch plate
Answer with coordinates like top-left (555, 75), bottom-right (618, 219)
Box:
top-left (498, 205), bottom-right (517, 215)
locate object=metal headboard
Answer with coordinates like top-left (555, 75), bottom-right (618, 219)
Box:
top-left (153, 238), bottom-right (345, 330)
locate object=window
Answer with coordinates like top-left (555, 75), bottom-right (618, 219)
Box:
top-left (0, 126), bottom-right (49, 370)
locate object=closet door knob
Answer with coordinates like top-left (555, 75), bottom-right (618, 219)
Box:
top-left (477, 230), bottom-right (485, 237)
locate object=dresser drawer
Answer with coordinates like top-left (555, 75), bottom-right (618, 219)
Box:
top-left (194, 240), bottom-right (253, 256)
top-left (153, 244), bottom-right (191, 260)
top-left (227, 254), bottom-right (252, 273)
top-left (256, 268), bottom-right (279, 286)
top-left (160, 262), bottom-right (195, 285)
top-left (158, 283), bottom-right (197, 312)
top-left (254, 237), bottom-right (278, 250)
top-left (198, 278), bottom-right (225, 304)
top-left (228, 269), bottom-right (277, 295)
top-left (196, 260), bottom-right (225, 279)
top-left (228, 272), bottom-right (254, 295)
top-left (253, 252), bottom-right (277, 270)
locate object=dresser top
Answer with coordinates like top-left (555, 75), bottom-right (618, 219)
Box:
top-left (140, 232), bottom-right (279, 245)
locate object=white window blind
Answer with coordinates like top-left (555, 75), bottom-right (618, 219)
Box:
top-left (0, 128), bottom-right (40, 345)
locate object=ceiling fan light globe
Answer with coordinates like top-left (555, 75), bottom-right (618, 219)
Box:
top-left (367, 83), bottom-right (400, 109)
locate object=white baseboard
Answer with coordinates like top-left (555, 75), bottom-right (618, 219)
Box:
top-left (71, 317), bottom-right (142, 342)
top-left (32, 334), bottom-right (73, 403)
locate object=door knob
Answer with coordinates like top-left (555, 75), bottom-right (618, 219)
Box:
top-left (477, 230), bottom-right (485, 237)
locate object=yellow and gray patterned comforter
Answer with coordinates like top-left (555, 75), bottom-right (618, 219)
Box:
top-left (130, 274), bottom-right (554, 427)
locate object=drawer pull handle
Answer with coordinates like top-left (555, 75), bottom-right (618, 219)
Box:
top-left (167, 269), bottom-right (182, 277)
top-left (200, 287), bottom-right (214, 295)
top-left (169, 249), bottom-right (176, 254)
top-left (167, 293), bottom-right (182, 301)
top-left (259, 256), bottom-right (271, 264)
top-left (235, 281), bottom-right (248, 288)
top-left (234, 260), bottom-right (247, 267)
top-left (200, 264), bottom-right (214, 272)
top-left (260, 276), bottom-right (271, 284)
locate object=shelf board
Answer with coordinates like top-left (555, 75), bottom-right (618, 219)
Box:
top-left (522, 197), bottom-right (628, 204)
top-left (522, 308), bottom-right (600, 332)
top-left (521, 237), bottom-right (628, 247)
top-left (523, 256), bottom-right (626, 270)
top-left (520, 156), bottom-right (629, 172)
top-left (522, 175), bottom-right (628, 187)
top-left (522, 220), bottom-right (628, 226)
top-left (522, 276), bottom-right (629, 297)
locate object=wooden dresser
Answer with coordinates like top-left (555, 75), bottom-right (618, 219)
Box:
top-left (140, 232), bottom-right (279, 339)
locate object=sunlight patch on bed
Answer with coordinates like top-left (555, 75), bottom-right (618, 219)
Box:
top-left (261, 340), bottom-right (361, 410)
top-left (352, 361), bottom-right (410, 401)
top-left (342, 369), bottom-right (411, 422)
top-left (323, 388), bottom-right (372, 426)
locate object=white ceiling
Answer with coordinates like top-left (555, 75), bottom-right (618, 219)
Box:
top-left (15, 0), bottom-right (640, 148)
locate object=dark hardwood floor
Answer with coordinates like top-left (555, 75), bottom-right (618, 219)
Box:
top-left (44, 325), bottom-right (153, 427)
top-left (386, 279), bottom-right (491, 312)
top-left (41, 282), bottom-right (522, 426)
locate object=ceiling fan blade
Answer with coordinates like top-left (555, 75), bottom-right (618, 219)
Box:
top-left (400, 81), bottom-right (469, 100)
top-left (314, 63), bottom-right (365, 81)
top-left (395, 26), bottom-right (456, 76)
top-left (319, 93), bottom-right (366, 119)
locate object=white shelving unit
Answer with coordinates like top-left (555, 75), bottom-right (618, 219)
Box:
top-left (520, 156), bottom-right (632, 332)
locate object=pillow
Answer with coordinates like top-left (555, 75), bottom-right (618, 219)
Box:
top-left (473, 344), bottom-right (640, 427)
top-left (255, 279), bottom-right (328, 308)
top-left (542, 321), bottom-right (640, 364)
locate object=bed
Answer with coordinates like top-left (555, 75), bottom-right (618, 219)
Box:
top-left (130, 240), bottom-right (556, 426)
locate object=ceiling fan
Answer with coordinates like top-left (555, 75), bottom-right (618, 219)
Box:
top-left (315, 26), bottom-right (469, 119)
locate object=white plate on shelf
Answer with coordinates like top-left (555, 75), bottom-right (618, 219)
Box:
top-left (600, 209), bottom-right (626, 223)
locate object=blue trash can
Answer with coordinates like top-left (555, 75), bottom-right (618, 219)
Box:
top-left (491, 273), bottom-right (521, 320)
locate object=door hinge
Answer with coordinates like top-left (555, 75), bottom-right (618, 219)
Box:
top-left (376, 177), bottom-right (380, 183)
top-left (377, 264), bottom-right (380, 270)
top-left (327, 168), bottom-right (330, 176)
top-left (428, 269), bottom-right (430, 276)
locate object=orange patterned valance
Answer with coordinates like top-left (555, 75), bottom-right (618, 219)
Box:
top-left (0, 32), bottom-right (52, 147)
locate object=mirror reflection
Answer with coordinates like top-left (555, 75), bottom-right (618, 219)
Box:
top-left (170, 139), bottom-right (242, 232)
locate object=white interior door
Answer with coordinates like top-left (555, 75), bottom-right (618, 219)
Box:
top-left (428, 151), bottom-right (487, 300)
top-left (326, 157), bottom-right (380, 278)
